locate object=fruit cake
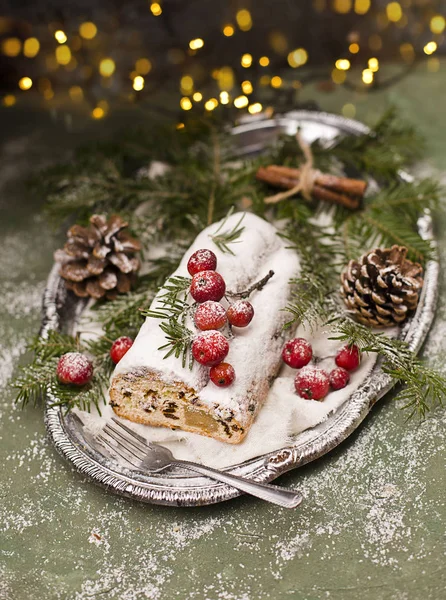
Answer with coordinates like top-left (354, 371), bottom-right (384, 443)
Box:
top-left (109, 212), bottom-right (300, 444)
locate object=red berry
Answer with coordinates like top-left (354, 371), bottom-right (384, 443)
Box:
top-left (191, 331), bottom-right (229, 367)
top-left (227, 300), bottom-right (254, 328)
top-left (294, 367), bottom-right (330, 401)
top-left (57, 352), bottom-right (93, 386)
top-left (329, 367), bottom-right (350, 390)
top-left (110, 336), bottom-right (134, 364)
top-left (282, 338), bottom-right (313, 369)
top-left (335, 344), bottom-right (361, 371)
top-left (194, 301), bottom-right (227, 331)
top-left (187, 249), bottom-right (217, 276)
top-left (210, 362), bottom-right (236, 387)
top-left (190, 270), bottom-right (226, 303)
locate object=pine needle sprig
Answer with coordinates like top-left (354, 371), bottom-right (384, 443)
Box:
top-left (142, 275), bottom-right (191, 318)
top-left (158, 320), bottom-right (194, 369)
top-left (28, 330), bottom-right (81, 361)
top-left (13, 331), bottom-right (110, 414)
top-left (329, 318), bottom-right (446, 418)
top-left (280, 219), bottom-right (341, 330)
top-left (141, 274), bottom-right (194, 367)
top-left (336, 179), bottom-right (443, 263)
top-left (92, 256), bottom-right (183, 338)
top-left (14, 359), bottom-right (59, 408)
top-left (209, 208), bottom-right (246, 254)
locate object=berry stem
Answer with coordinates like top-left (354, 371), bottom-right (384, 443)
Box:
top-left (227, 270), bottom-right (275, 299)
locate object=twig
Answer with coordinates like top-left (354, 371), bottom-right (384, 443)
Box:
top-left (227, 270), bottom-right (275, 299)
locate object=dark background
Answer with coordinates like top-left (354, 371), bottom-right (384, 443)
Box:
top-left (0, 0), bottom-right (445, 121)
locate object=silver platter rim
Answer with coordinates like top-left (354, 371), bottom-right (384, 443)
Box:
top-left (42, 110), bottom-right (439, 507)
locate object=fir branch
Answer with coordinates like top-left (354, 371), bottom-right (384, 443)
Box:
top-left (13, 331), bottom-right (110, 414)
top-left (13, 357), bottom-right (108, 415)
top-left (28, 331), bottom-right (81, 361)
top-left (280, 219), bottom-right (340, 330)
top-left (14, 359), bottom-right (59, 408)
top-left (140, 273), bottom-right (194, 368)
top-left (336, 179), bottom-right (442, 263)
top-left (210, 208), bottom-right (246, 255)
top-left (158, 320), bottom-right (194, 369)
top-left (92, 256), bottom-right (182, 338)
top-left (329, 318), bottom-right (446, 418)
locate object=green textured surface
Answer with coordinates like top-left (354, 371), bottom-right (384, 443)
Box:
top-left (1, 64), bottom-right (445, 600)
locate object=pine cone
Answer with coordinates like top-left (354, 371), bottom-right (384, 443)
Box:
top-left (340, 245), bottom-right (424, 328)
top-left (56, 214), bottom-right (141, 300)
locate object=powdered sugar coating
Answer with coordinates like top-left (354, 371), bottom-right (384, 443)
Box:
top-left (194, 301), bottom-right (227, 331)
top-left (113, 212), bottom-right (301, 427)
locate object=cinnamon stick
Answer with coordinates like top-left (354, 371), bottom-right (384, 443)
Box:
top-left (256, 166), bottom-right (361, 210)
top-left (266, 165), bottom-right (367, 198)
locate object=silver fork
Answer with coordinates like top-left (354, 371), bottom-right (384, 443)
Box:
top-left (98, 417), bottom-right (302, 509)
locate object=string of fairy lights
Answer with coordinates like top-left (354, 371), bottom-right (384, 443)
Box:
top-left (0, 1), bottom-right (444, 120)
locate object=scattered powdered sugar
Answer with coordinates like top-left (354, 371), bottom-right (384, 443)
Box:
top-left (2, 173), bottom-right (445, 598)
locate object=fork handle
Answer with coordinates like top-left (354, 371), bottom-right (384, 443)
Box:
top-left (171, 460), bottom-right (302, 508)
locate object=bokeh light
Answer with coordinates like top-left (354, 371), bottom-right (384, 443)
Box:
top-left (241, 53), bottom-right (253, 68)
top-left (150, 3), bottom-right (162, 16)
top-left (79, 22), bottom-right (97, 40)
top-left (23, 38), bottom-right (40, 58)
top-left (99, 58), bottom-right (116, 76)
top-left (54, 30), bottom-right (67, 44)
top-left (18, 77), bottom-right (33, 90)
top-left (180, 97), bottom-right (193, 110)
top-left (133, 75), bottom-right (145, 90)
top-left (234, 95), bottom-right (249, 108)
top-left (236, 9), bottom-right (252, 31)
top-left (2, 38), bottom-right (21, 57)
top-left (56, 46), bottom-right (71, 65)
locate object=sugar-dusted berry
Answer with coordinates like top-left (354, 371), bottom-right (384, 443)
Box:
top-left (110, 336), bottom-right (134, 364)
top-left (210, 362), bottom-right (236, 387)
top-left (194, 301), bottom-right (227, 331)
top-left (335, 344), bottom-right (361, 371)
top-left (57, 352), bottom-right (93, 386)
top-left (191, 330), bottom-right (229, 367)
top-left (282, 338), bottom-right (313, 369)
top-left (187, 249), bottom-right (217, 276)
top-left (329, 367), bottom-right (350, 390)
top-left (227, 300), bottom-right (254, 328)
top-left (294, 366), bottom-right (329, 400)
top-left (190, 270), bottom-right (226, 303)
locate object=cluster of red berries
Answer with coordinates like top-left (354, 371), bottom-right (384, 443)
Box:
top-left (282, 338), bottom-right (361, 401)
top-left (57, 336), bottom-right (134, 387)
top-left (187, 248), bottom-right (254, 388)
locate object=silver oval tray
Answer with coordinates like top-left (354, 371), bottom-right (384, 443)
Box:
top-left (43, 111), bottom-right (439, 506)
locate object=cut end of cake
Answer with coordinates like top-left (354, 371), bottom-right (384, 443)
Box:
top-left (109, 368), bottom-right (247, 444)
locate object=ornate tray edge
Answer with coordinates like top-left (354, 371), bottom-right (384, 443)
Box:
top-left (42, 111), bottom-right (440, 507)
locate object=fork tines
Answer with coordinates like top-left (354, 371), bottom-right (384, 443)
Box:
top-left (98, 418), bottom-right (150, 468)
